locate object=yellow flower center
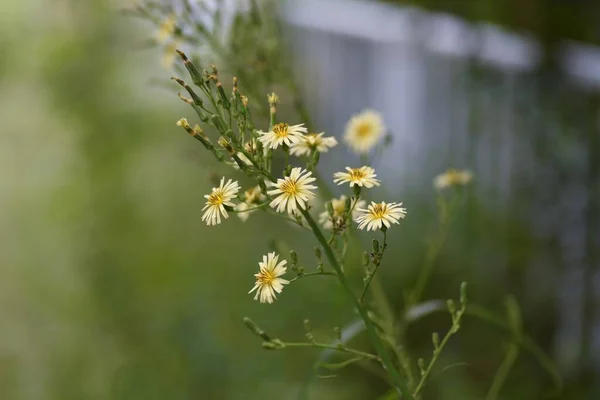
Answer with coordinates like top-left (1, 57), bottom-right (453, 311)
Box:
top-left (207, 189), bottom-right (225, 206)
top-left (348, 168), bottom-right (367, 181)
top-left (305, 133), bottom-right (320, 146)
top-left (257, 269), bottom-right (275, 285)
top-left (280, 179), bottom-right (298, 195)
top-left (272, 123), bottom-right (290, 138)
top-left (371, 204), bottom-right (387, 219)
top-left (355, 122), bottom-right (373, 138)
top-left (445, 169), bottom-right (462, 185)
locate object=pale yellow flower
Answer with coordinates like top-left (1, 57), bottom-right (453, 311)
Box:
top-left (236, 186), bottom-right (266, 222)
top-left (258, 123), bottom-right (307, 149)
top-left (344, 109), bottom-right (385, 154)
top-left (319, 195), bottom-right (366, 229)
top-left (249, 252), bottom-right (290, 304)
top-left (156, 14), bottom-right (177, 44)
top-left (333, 166), bottom-right (381, 188)
top-left (433, 169), bottom-right (473, 190)
top-left (201, 178), bottom-right (240, 226)
top-left (268, 168), bottom-right (317, 213)
top-left (289, 132), bottom-right (338, 156)
top-left (355, 201), bottom-right (406, 231)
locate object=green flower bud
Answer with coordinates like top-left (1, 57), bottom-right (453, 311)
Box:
top-left (432, 332), bottom-right (440, 349)
top-left (289, 250), bottom-right (298, 264)
top-left (314, 246), bottom-right (322, 260)
top-left (362, 251), bottom-right (370, 267)
top-left (372, 239), bottom-right (380, 254)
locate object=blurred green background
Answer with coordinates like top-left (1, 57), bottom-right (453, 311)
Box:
top-left (1, 0), bottom-right (599, 399)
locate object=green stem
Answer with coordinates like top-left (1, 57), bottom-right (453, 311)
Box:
top-left (282, 341), bottom-right (380, 361)
top-left (230, 202), bottom-right (269, 213)
top-left (298, 208), bottom-right (412, 399)
top-left (289, 271), bottom-right (337, 283)
top-left (413, 307), bottom-right (465, 397)
top-left (485, 342), bottom-right (519, 400)
top-left (360, 229), bottom-right (388, 302)
top-left (410, 195), bottom-right (458, 304)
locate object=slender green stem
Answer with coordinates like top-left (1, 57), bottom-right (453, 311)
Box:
top-left (282, 341), bottom-right (380, 361)
top-left (289, 271), bottom-right (337, 283)
top-left (485, 342), bottom-right (519, 400)
top-left (229, 202), bottom-right (269, 213)
top-left (360, 229), bottom-right (388, 302)
top-left (410, 195), bottom-right (458, 305)
top-left (413, 308), bottom-right (465, 397)
top-left (298, 207), bottom-right (412, 399)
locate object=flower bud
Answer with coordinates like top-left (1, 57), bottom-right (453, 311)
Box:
top-left (289, 250), bottom-right (298, 264)
top-left (460, 281), bottom-right (468, 306)
top-left (372, 239), bottom-right (380, 254)
top-left (344, 197), bottom-right (352, 212)
top-left (432, 332), bottom-right (440, 349)
top-left (267, 92), bottom-right (279, 106)
top-left (258, 178), bottom-right (267, 194)
top-left (175, 50), bottom-right (204, 87)
top-left (243, 317), bottom-right (271, 341)
top-left (447, 299), bottom-right (456, 316)
top-left (176, 118), bottom-right (190, 128)
top-left (418, 358), bottom-right (426, 375)
top-left (362, 251), bottom-right (370, 267)
top-left (334, 326), bottom-right (342, 342)
top-left (216, 81), bottom-right (231, 110)
top-left (261, 341), bottom-right (278, 350)
top-left (211, 115), bottom-right (227, 133)
top-left (314, 246), bottom-right (322, 261)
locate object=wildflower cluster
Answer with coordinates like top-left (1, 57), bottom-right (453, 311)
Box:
top-left (146, 6), bottom-right (561, 400)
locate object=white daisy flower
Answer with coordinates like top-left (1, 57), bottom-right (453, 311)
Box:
top-left (319, 195), bottom-right (366, 229)
top-left (201, 178), bottom-right (241, 226)
top-left (268, 168), bottom-right (317, 213)
top-left (258, 123), bottom-right (307, 149)
top-left (249, 252), bottom-right (290, 304)
top-left (236, 186), bottom-right (266, 222)
top-left (333, 166), bottom-right (381, 188)
top-left (433, 169), bottom-right (473, 190)
top-left (355, 201), bottom-right (407, 231)
top-left (344, 109), bottom-right (386, 154)
top-left (289, 132), bottom-right (338, 156)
